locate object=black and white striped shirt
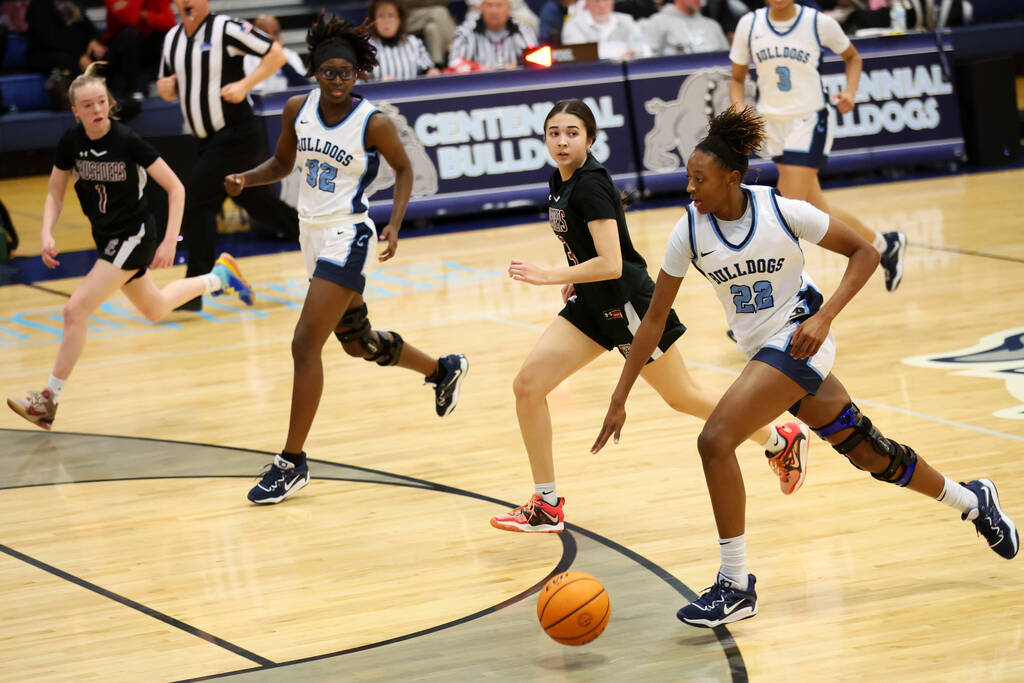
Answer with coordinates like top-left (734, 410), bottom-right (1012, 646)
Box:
top-left (368, 35), bottom-right (435, 81)
top-left (159, 15), bottom-right (273, 139)
top-left (448, 18), bottom-right (537, 70)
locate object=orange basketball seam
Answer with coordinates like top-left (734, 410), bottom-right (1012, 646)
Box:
top-left (537, 577), bottom-right (595, 622)
top-left (542, 588), bottom-right (607, 631)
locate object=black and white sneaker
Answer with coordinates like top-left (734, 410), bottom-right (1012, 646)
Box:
top-left (962, 479), bottom-right (1019, 560)
top-left (880, 231), bottom-right (907, 292)
top-left (428, 353), bottom-right (468, 417)
top-left (677, 573), bottom-right (758, 627)
top-left (247, 454), bottom-right (310, 504)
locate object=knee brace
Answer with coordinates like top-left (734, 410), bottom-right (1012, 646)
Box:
top-left (335, 304), bottom-right (404, 366)
top-left (812, 402), bottom-right (918, 486)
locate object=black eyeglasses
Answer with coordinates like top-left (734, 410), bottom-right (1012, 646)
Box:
top-left (317, 66), bottom-right (356, 82)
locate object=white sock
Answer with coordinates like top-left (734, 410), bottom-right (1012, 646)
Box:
top-left (535, 482), bottom-right (558, 506)
top-left (872, 232), bottom-right (887, 254)
top-left (200, 273), bottom-right (222, 294)
top-left (46, 374), bottom-right (66, 403)
top-left (763, 427), bottom-right (785, 455)
top-left (719, 535), bottom-right (749, 590)
top-left (937, 476), bottom-right (978, 516)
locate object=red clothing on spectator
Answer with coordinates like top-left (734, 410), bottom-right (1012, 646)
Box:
top-left (103, 0), bottom-right (175, 42)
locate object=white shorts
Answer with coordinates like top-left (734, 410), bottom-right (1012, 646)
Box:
top-left (764, 108), bottom-right (835, 170)
top-left (299, 216), bottom-right (376, 293)
top-left (749, 321), bottom-right (836, 395)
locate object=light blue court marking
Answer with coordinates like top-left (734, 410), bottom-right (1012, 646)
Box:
top-left (253, 283), bottom-right (306, 310)
top-left (99, 301), bottom-right (183, 329)
top-left (0, 261), bottom-right (504, 347)
top-left (9, 310), bottom-right (63, 337)
top-left (56, 310), bottom-right (126, 332)
top-left (0, 326), bottom-right (31, 341)
top-left (195, 296), bottom-right (271, 322)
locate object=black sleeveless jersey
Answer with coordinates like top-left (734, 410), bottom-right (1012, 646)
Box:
top-left (547, 154), bottom-right (652, 309)
top-left (54, 121), bottom-right (161, 235)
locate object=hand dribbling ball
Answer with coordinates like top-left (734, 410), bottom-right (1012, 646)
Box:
top-left (537, 570), bottom-right (610, 646)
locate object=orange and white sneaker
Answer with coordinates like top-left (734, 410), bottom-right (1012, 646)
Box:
top-left (490, 494), bottom-right (565, 533)
top-left (7, 389), bottom-right (57, 430)
top-left (767, 422), bottom-right (809, 495)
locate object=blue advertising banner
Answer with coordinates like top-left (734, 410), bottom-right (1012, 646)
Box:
top-left (625, 31), bottom-right (964, 196)
top-left (256, 61), bottom-right (635, 223)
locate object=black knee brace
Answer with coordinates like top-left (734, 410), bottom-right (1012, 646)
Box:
top-left (335, 304), bottom-right (404, 366)
top-left (812, 402), bottom-right (918, 486)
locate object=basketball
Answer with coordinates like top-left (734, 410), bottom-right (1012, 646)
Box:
top-left (536, 570), bottom-right (610, 646)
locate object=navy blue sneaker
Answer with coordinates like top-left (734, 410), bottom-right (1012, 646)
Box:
top-left (962, 479), bottom-right (1019, 559)
top-left (880, 231), bottom-right (907, 292)
top-left (677, 573), bottom-right (758, 628)
top-left (248, 454), bottom-right (310, 504)
top-left (428, 353), bottom-right (468, 417)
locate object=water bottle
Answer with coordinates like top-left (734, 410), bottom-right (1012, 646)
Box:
top-left (890, 0), bottom-right (907, 33)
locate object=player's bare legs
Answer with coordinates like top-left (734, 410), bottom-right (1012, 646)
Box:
top-left (285, 276), bottom-right (358, 453)
top-left (641, 346), bottom-right (773, 444)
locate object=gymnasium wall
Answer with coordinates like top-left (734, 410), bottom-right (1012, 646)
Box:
top-left (256, 32), bottom-right (965, 223)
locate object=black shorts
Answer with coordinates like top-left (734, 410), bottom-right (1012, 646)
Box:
top-left (558, 284), bottom-right (686, 364)
top-left (93, 215), bottom-right (158, 282)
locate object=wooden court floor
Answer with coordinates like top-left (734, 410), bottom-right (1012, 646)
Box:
top-left (1, 169), bottom-right (1022, 681)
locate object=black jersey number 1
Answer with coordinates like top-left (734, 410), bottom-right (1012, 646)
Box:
top-left (95, 183), bottom-right (108, 214)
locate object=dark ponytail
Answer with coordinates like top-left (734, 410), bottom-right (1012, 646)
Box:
top-left (694, 106), bottom-right (766, 174)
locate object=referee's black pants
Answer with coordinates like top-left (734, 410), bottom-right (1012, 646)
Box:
top-left (182, 116), bottom-right (298, 302)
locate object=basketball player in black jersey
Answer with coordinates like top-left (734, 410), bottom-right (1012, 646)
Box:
top-left (6, 63), bottom-right (253, 431)
top-left (490, 99), bottom-right (810, 533)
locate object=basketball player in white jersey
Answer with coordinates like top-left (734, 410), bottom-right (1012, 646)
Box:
top-left (729, 0), bottom-right (908, 292)
top-left (224, 14), bottom-right (467, 505)
top-left (593, 108), bottom-right (1017, 629)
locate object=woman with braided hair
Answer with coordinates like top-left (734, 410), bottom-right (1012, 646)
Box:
top-left (225, 13), bottom-right (467, 505)
top-left (592, 106), bottom-right (1018, 628)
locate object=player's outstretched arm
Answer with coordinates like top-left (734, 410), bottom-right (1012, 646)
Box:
top-left (592, 268), bottom-right (683, 453)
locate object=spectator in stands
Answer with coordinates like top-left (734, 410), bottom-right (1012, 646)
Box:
top-left (102, 0), bottom-right (176, 101)
top-left (404, 0), bottom-right (458, 66)
top-left (449, 0), bottom-right (537, 70)
top-left (538, 0), bottom-right (576, 44)
top-left (643, 0), bottom-right (729, 55)
top-left (561, 0), bottom-right (651, 61)
top-left (614, 0), bottom-right (657, 21)
top-left (26, 0), bottom-right (139, 111)
top-left (26, 0), bottom-right (105, 81)
top-left (243, 14), bottom-right (309, 93)
top-left (366, 0), bottom-right (439, 81)
top-left (464, 0), bottom-right (541, 34)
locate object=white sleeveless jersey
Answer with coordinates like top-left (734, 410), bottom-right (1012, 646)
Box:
top-left (293, 90), bottom-right (380, 225)
top-left (746, 6), bottom-right (828, 119)
top-left (669, 186), bottom-right (824, 358)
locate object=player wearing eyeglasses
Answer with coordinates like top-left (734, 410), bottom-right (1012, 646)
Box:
top-left (224, 13), bottom-right (468, 505)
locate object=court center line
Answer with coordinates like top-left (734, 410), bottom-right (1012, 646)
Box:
top-left (0, 542), bottom-right (275, 667)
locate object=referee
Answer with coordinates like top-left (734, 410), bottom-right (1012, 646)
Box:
top-left (448, 0), bottom-right (536, 70)
top-left (157, 0), bottom-right (298, 310)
